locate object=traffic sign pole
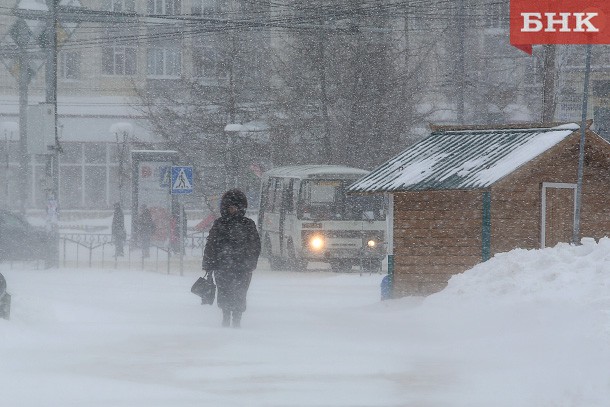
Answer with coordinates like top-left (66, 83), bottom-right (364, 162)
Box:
top-left (171, 166), bottom-right (193, 276)
top-left (179, 202), bottom-right (184, 276)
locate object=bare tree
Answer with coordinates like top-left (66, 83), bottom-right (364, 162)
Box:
top-left (268, 0), bottom-right (441, 170)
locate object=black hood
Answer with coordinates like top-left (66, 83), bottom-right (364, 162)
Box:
top-left (220, 189), bottom-right (248, 217)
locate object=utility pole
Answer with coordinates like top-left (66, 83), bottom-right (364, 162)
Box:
top-left (45, 0), bottom-right (60, 206)
top-left (43, 0), bottom-right (60, 268)
top-left (18, 50), bottom-right (29, 215)
top-left (542, 45), bottom-right (557, 123)
top-left (317, 19), bottom-right (332, 165)
top-left (456, 0), bottom-right (465, 124)
top-left (573, 44), bottom-right (592, 245)
top-left (8, 18), bottom-right (34, 215)
top-left (4, 3), bottom-right (141, 214)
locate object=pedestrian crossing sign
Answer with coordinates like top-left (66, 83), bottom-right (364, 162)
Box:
top-left (171, 166), bottom-right (193, 195)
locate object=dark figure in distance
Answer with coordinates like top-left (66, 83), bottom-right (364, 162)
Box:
top-left (139, 205), bottom-right (155, 258)
top-left (202, 189), bottom-right (261, 328)
top-left (111, 202), bottom-right (126, 256)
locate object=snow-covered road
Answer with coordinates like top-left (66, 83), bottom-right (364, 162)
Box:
top-left (2, 238), bottom-right (610, 406)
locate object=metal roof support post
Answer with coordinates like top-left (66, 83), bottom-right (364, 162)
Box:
top-left (573, 44), bottom-right (592, 245)
top-left (482, 191), bottom-right (491, 261)
top-left (386, 193), bottom-right (394, 298)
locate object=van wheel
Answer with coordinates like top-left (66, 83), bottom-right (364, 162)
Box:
top-left (287, 241), bottom-right (307, 272)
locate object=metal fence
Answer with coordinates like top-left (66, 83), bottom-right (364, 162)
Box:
top-left (59, 231), bottom-right (207, 273)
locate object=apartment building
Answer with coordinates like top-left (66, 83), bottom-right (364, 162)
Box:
top-left (1, 1), bottom-right (605, 211)
top-left (0, 0), bottom-right (269, 210)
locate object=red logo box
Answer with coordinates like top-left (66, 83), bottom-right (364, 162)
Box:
top-left (510, 0), bottom-right (610, 53)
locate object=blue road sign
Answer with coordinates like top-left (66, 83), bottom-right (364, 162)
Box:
top-left (171, 166), bottom-right (193, 195)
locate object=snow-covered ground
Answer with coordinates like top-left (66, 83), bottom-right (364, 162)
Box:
top-left (1, 238), bottom-right (610, 406)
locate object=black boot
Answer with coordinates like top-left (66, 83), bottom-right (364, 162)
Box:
top-left (232, 312), bottom-right (242, 328)
top-left (222, 309), bottom-right (231, 327)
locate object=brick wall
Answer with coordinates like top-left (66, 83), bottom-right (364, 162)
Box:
top-left (393, 190), bottom-right (483, 296)
top-left (491, 131), bottom-right (610, 253)
top-left (390, 131), bottom-right (610, 298)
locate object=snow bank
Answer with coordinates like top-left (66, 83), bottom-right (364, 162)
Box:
top-left (428, 237), bottom-right (610, 303)
top-left (2, 238), bottom-right (610, 406)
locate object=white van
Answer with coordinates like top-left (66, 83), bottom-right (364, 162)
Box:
top-left (258, 165), bottom-right (386, 272)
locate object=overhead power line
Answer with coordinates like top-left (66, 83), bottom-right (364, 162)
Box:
top-left (0, 0), bottom-right (512, 56)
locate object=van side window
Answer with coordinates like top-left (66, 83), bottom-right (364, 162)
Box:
top-left (284, 179), bottom-right (294, 213)
top-left (272, 179), bottom-right (283, 213)
top-left (267, 179), bottom-right (275, 212)
top-left (258, 178), bottom-right (272, 224)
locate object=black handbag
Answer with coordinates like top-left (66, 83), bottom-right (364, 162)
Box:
top-left (191, 271), bottom-right (216, 305)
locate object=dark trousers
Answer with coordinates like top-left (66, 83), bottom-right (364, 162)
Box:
top-left (214, 269), bottom-right (253, 313)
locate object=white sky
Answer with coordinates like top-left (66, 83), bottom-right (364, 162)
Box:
top-left (2, 237), bottom-right (610, 406)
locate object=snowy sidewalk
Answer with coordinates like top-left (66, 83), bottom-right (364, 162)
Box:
top-left (2, 239), bottom-right (610, 406)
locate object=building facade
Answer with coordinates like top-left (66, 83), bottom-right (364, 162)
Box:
top-left (1, 0), bottom-right (607, 212)
top-left (0, 0), bottom-right (269, 211)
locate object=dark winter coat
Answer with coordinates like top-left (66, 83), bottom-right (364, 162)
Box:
top-left (202, 189), bottom-right (261, 312)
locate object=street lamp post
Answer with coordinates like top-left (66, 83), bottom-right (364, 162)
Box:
top-left (1, 122), bottom-right (18, 208)
top-left (110, 122), bottom-right (134, 208)
top-left (224, 123), bottom-right (246, 189)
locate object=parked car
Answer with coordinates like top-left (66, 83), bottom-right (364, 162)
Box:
top-left (0, 272), bottom-right (9, 319)
top-left (0, 210), bottom-right (50, 262)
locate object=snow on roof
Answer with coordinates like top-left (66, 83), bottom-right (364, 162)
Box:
top-left (224, 121), bottom-right (270, 143)
top-left (349, 124), bottom-right (580, 193)
top-left (263, 165), bottom-right (369, 180)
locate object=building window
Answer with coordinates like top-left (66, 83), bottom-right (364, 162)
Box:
top-left (593, 81), bottom-right (610, 98)
top-left (483, 2), bottom-right (508, 29)
top-left (102, 46), bottom-right (137, 75)
top-left (148, 0), bottom-right (181, 15)
top-left (85, 166), bottom-right (107, 208)
top-left (193, 46), bottom-right (227, 79)
top-left (594, 107), bottom-right (610, 141)
top-left (192, 0), bottom-right (224, 15)
top-left (59, 50), bottom-right (81, 80)
top-left (60, 166), bottom-right (83, 209)
top-left (102, 0), bottom-right (135, 11)
top-left (61, 143), bottom-right (82, 164)
top-left (84, 143), bottom-right (107, 165)
top-left (524, 56), bottom-right (542, 87)
top-left (147, 47), bottom-right (181, 78)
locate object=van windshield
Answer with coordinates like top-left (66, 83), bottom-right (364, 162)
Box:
top-left (298, 180), bottom-right (385, 221)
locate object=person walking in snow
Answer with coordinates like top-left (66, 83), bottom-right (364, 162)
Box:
top-left (139, 205), bottom-right (155, 258)
top-left (202, 189), bottom-right (261, 328)
top-left (111, 202), bottom-right (126, 257)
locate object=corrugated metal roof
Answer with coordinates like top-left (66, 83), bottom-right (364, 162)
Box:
top-left (349, 124), bottom-right (580, 193)
top-left (263, 165), bottom-right (369, 180)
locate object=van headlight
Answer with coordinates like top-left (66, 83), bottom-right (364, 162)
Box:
top-left (309, 235), bottom-right (325, 251)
